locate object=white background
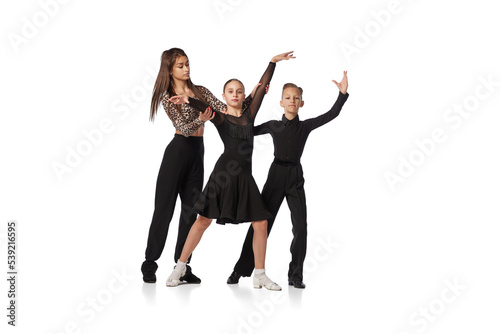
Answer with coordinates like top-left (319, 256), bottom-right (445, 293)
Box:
top-left (1, 0), bottom-right (499, 333)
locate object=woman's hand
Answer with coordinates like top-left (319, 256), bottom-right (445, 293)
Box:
top-left (199, 106), bottom-right (215, 122)
top-left (332, 71), bottom-right (348, 94)
top-left (250, 82), bottom-right (270, 98)
top-left (169, 95), bottom-right (189, 105)
top-left (271, 51), bottom-right (296, 63)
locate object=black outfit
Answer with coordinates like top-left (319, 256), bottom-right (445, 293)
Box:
top-left (187, 62), bottom-right (276, 224)
top-left (142, 135), bottom-right (204, 277)
top-left (232, 91), bottom-right (349, 281)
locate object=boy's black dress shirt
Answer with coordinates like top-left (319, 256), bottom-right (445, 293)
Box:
top-left (254, 91), bottom-right (349, 164)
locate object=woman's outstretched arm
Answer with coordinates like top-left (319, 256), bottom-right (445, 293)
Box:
top-left (161, 97), bottom-right (205, 137)
top-left (169, 95), bottom-right (224, 126)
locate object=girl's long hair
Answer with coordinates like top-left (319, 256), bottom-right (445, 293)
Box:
top-left (150, 48), bottom-right (206, 122)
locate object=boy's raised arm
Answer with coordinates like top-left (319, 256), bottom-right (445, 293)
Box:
top-left (304, 71), bottom-right (349, 132)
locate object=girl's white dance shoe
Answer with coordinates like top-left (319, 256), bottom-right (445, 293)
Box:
top-left (166, 263), bottom-right (186, 287)
top-left (253, 272), bottom-right (281, 291)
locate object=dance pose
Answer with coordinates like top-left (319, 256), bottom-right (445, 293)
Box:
top-left (227, 72), bottom-right (349, 288)
top-left (166, 51), bottom-right (295, 290)
top-left (141, 48), bottom-right (255, 283)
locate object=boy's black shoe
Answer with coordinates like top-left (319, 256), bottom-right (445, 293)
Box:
top-left (227, 271), bottom-right (242, 284)
top-left (180, 265), bottom-right (201, 284)
top-left (288, 280), bottom-right (306, 289)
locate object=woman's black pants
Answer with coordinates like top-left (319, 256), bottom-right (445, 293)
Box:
top-left (142, 134), bottom-right (204, 274)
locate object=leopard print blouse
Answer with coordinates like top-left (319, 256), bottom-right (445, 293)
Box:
top-left (161, 85), bottom-right (251, 137)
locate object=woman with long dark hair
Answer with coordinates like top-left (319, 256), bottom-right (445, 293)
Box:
top-left (141, 48), bottom-right (254, 283)
top-left (166, 51), bottom-right (295, 290)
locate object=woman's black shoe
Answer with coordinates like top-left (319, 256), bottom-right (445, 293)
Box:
top-left (143, 274), bottom-right (156, 283)
top-left (141, 261), bottom-right (158, 283)
top-left (180, 265), bottom-right (201, 284)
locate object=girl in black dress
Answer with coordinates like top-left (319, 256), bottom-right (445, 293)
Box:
top-left (166, 51), bottom-right (295, 290)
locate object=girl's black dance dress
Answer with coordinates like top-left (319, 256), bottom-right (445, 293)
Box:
top-left (188, 62), bottom-right (276, 224)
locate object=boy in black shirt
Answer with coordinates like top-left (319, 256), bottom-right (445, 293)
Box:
top-left (227, 71), bottom-right (349, 288)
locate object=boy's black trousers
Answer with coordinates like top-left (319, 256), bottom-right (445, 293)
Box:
top-left (233, 160), bottom-right (307, 281)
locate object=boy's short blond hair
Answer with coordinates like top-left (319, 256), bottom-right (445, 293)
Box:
top-left (282, 83), bottom-right (303, 99)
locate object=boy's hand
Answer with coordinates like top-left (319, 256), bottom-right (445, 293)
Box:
top-left (271, 51), bottom-right (296, 63)
top-left (169, 95), bottom-right (189, 104)
top-left (332, 71), bottom-right (348, 94)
